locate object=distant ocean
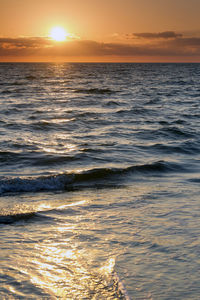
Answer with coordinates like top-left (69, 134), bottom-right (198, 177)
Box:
top-left (0, 63), bottom-right (200, 299)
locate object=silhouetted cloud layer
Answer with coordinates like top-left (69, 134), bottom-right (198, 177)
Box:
top-left (130, 31), bottom-right (183, 39)
top-left (0, 32), bottom-right (200, 60)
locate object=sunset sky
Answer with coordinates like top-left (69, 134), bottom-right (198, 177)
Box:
top-left (1, 0), bottom-right (200, 62)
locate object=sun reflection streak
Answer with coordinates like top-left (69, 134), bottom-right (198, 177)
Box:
top-left (28, 241), bottom-right (124, 299)
top-left (37, 203), bottom-right (52, 211)
top-left (20, 195), bottom-right (128, 299)
top-left (57, 200), bottom-right (86, 210)
top-left (41, 143), bottom-right (77, 154)
top-left (100, 257), bottom-right (116, 276)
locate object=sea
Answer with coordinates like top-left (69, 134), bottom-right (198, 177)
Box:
top-left (0, 62), bottom-right (200, 299)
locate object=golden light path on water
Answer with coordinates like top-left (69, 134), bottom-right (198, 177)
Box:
top-left (3, 193), bottom-right (132, 299)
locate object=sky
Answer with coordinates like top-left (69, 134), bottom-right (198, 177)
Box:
top-left (0, 0), bottom-right (200, 62)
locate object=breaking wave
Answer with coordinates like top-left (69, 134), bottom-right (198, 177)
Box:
top-left (0, 161), bottom-right (183, 195)
top-left (0, 211), bottom-right (53, 225)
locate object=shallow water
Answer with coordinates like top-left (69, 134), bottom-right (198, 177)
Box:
top-left (0, 63), bottom-right (200, 299)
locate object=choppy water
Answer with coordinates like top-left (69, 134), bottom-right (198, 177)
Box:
top-left (0, 62), bottom-right (200, 299)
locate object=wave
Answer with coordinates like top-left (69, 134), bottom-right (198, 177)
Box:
top-left (103, 100), bottom-right (121, 107)
top-left (1, 89), bottom-right (13, 94)
top-left (74, 88), bottom-right (116, 94)
top-left (25, 75), bottom-right (37, 80)
top-left (0, 211), bottom-right (42, 225)
top-left (0, 208), bottom-right (57, 225)
top-left (0, 149), bottom-right (88, 167)
top-left (161, 126), bottom-right (194, 138)
top-left (10, 81), bottom-right (26, 86)
top-left (145, 141), bottom-right (200, 155)
top-left (188, 178), bottom-right (200, 183)
top-left (0, 161), bottom-right (184, 196)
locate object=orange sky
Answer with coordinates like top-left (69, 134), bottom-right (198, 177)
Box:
top-left (0, 0), bottom-right (200, 62)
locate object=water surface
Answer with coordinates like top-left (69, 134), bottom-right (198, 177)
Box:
top-left (0, 63), bottom-right (200, 299)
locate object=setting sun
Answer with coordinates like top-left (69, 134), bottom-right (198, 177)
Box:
top-left (50, 26), bottom-right (67, 41)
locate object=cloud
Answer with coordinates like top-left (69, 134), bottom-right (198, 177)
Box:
top-left (129, 31), bottom-right (182, 39)
top-left (170, 37), bottom-right (200, 46)
top-left (0, 37), bottom-right (52, 56)
top-left (0, 37), bottom-right (50, 48)
top-left (0, 34), bottom-right (200, 60)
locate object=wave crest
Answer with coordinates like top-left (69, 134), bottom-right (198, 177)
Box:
top-left (74, 88), bottom-right (115, 94)
top-left (0, 161), bottom-right (183, 196)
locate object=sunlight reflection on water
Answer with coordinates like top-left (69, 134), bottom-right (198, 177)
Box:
top-left (28, 236), bottom-right (126, 299)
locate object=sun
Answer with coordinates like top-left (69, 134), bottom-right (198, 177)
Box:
top-left (50, 26), bottom-right (67, 41)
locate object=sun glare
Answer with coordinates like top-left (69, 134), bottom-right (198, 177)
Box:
top-left (50, 26), bottom-right (67, 42)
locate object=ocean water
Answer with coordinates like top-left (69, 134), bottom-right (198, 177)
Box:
top-left (0, 62), bottom-right (200, 299)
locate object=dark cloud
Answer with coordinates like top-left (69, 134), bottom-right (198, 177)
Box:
top-left (0, 35), bottom-right (200, 59)
top-left (170, 37), bottom-right (200, 46)
top-left (129, 31), bottom-right (182, 39)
